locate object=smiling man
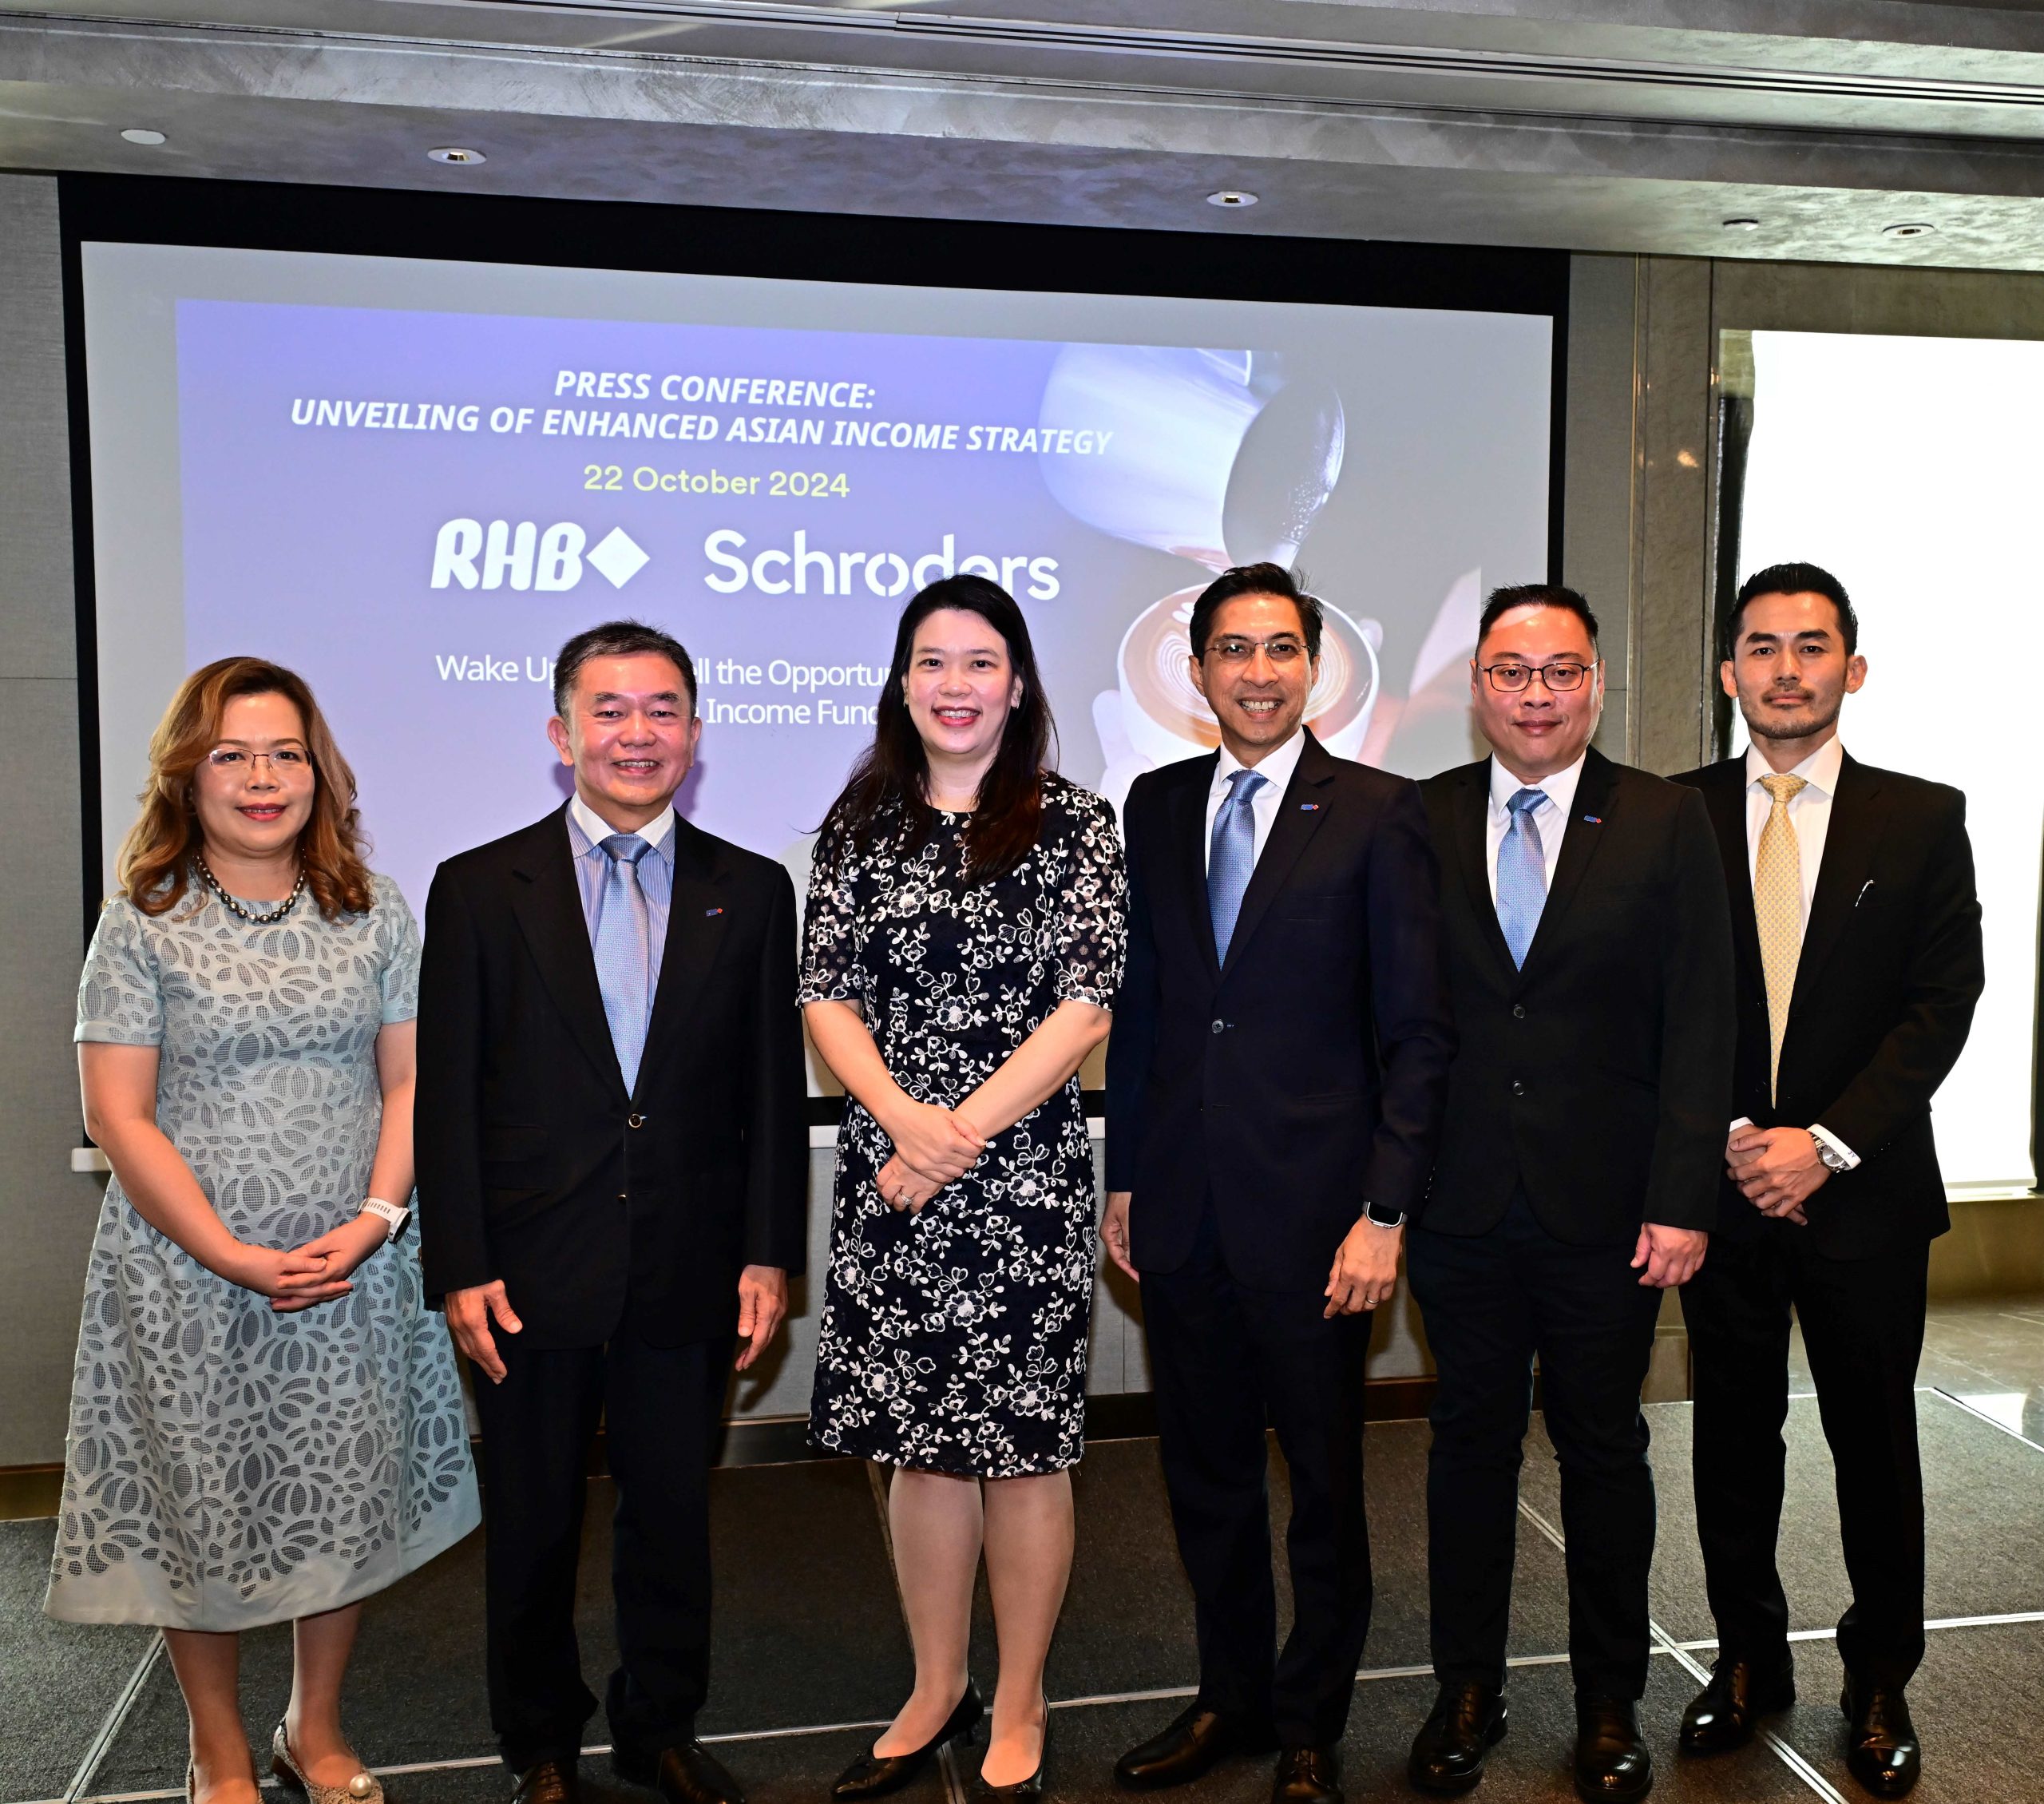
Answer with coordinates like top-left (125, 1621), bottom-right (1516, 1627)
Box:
top-left (417, 620), bottom-right (806, 1804)
top-left (1105, 563), bottom-right (1454, 1804)
top-left (1408, 585), bottom-right (1734, 1803)
top-left (1670, 565), bottom-right (1983, 1798)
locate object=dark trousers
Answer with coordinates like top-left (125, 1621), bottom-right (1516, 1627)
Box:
top-left (1682, 1226), bottom-right (1930, 1691)
top-left (470, 1328), bottom-right (733, 1773)
top-left (1407, 1193), bottom-right (1664, 1701)
top-left (1142, 1208), bottom-right (1374, 1748)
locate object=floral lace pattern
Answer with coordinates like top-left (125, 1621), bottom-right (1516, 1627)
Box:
top-left (47, 876), bottom-right (479, 1630)
top-left (801, 775), bottom-right (1127, 1477)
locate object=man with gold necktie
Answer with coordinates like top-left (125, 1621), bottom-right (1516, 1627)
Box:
top-left (1672, 564), bottom-right (1983, 1798)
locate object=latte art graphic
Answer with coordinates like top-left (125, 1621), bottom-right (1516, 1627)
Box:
top-left (1116, 585), bottom-right (1380, 767)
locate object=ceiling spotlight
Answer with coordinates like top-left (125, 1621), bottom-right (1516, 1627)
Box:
top-left (427, 146), bottom-right (486, 165)
top-left (1882, 220), bottom-right (1935, 239)
top-left (120, 129), bottom-right (167, 146)
top-left (1721, 216), bottom-right (1761, 232)
top-left (1206, 189), bottom-right (1258, 208)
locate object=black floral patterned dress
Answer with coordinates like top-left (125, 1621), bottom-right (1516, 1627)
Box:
top-left (802, 774), bottom-right (1127, 1477)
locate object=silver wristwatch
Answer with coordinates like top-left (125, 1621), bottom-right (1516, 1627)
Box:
top-left (1814, 1140), bottom-right (1852, 1174)
top-left (1363, 1199), bottom-right (1408, 1230)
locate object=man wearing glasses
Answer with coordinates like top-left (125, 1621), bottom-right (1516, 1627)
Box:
top-left (1106, 562), bottom-right (1454, 1804)
top-left (1405, 585), bottom-right (1734, 1802)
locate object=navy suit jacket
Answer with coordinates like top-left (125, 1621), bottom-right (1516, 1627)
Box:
top-left (1105, 731), bottom-right (1455, 1290)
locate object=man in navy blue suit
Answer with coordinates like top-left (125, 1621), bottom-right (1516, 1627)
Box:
top-left (1105, 563), bottom-right (1456, 1804)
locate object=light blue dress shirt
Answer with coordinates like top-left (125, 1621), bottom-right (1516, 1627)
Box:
top-left (565, 794), bottom-right (676, 1005)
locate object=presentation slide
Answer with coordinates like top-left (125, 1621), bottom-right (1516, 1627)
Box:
top-left (82, 244), bottom-right (1552, 939)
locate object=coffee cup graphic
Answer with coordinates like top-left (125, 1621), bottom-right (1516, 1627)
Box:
top-left (1036, 345), bottom-right (1345, 568)
top-left (1115, 585), bottom-right (1380, 765)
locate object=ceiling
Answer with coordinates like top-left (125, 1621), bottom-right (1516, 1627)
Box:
top-left (7, 0), bottom-right (2044, 266)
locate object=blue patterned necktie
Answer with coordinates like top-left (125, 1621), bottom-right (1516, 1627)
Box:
top-left (1208, 767), bottom-right (1268, 963)
top-left (593, 833), bottom-right (655, 1093)
top-left (1495, 787), bottom-right (1549, 969)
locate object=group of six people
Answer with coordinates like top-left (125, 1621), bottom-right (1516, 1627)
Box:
top-left (48, 558), bottom-right (1981, 1804)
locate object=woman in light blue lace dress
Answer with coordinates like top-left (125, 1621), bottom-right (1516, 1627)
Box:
top-left (48, 657), bottom-right (479, 1804)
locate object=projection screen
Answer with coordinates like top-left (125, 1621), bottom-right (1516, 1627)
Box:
top-left (81, 242), bottom-right (1552, 933)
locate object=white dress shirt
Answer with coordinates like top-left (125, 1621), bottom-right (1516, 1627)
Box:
top-left (1483, 751), bottom-right (1586, 905)
top-left (1205, 728), bottom-right (1309, 873)
top-left (1732, 732), bottom-right (1859, 1168)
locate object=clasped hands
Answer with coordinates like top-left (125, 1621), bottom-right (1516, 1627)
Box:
top-left (1726, 1125), bottom-right (1828, 1225)
top-left (874, 1100), bottom-right (987, 1215)
top-left (226, 1213), bottom-right (390, 1314)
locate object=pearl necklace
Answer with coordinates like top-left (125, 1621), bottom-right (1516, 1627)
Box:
top-left (196, 857), bottom-right (307, 925)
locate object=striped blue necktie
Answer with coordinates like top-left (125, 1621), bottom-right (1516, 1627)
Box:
top-left (1495, 787), bottom-right (1548, 969)
top-left (593, 833), bottom-right (655, 1093)
top-left (1208, 767), bottom-right (1267, 963)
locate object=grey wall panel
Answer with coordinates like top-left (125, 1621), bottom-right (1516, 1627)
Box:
top-left (0, 174), bottom-right (103, 1467)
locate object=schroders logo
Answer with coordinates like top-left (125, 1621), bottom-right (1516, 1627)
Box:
top-left (430, 518), bottom-right (650, 592)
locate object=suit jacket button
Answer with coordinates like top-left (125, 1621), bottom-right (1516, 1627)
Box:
top-left (1511, 1004), bottom-right (1527, 1019)
top-left (628, 1112), bottom-right (646, 1128)
top-left (1510, 1080), bottom-right (1525, 1096)
top-left (1210, 1019), bottom-right (1226, 1034)
top-left (618, 1192), bottom-right (628, 1201)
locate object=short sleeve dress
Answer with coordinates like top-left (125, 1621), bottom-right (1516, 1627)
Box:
top-left (801, 774), bottom-right (1127, 1478)
top-left (46, 873), bottom-right (481, 1631)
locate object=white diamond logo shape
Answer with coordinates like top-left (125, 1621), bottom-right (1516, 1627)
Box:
top-left (587, 527), bottom-right (649, 589)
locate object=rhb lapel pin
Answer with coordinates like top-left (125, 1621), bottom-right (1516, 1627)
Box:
top-left (1299, 803), bottom-right (1321, 811)
top-left (704, 906), bottom-right (724, 917)
top-left (1582, 815), bottom-right (1602, 825)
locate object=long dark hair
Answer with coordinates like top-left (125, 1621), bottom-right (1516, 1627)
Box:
top-left (822, 575), bottom-right (1056, 883)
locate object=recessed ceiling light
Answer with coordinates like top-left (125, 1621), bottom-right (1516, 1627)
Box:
top-left (1882, 221), bottom-right (1935, 239)
top-left (427, 146), bottom-right (486, 165)
top-left (1721, 217), bottom-right (1761, 232)
top-left (120, 129), bottom-right (167, 146)
top-left (1206, 190), bottom-right (1258, 208)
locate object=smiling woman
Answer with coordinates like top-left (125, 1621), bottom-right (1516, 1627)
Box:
top-left (50, 656), bottom-right (480, 1804)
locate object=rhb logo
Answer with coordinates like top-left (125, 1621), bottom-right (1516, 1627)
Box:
top-left (430, 519), bottom-right (649, 592)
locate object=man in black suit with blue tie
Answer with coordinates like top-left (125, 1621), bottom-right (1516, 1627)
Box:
top-left (418, 621), bottom-right (806, 1804)
top-left (1104, 563), bottom-right (1456, 1804)
top-left (1407, 585), bottom-right (1735, 1802)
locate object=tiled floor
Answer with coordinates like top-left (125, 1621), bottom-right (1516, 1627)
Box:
top-left (6, 1298), bottom-right (2041, 1804)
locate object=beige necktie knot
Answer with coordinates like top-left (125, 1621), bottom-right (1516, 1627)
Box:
top-left (1754, 771), bottom-right (1809, 1101)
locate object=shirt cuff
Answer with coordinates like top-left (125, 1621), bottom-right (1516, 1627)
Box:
top-left (1729, 1116), bottom-right (1754, 1134)
top-left (1809, 1123), bottom-right (1861, 1170)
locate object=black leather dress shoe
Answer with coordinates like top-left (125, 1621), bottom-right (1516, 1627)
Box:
top-left (833, 1687), bottom-right (984, 1800)
top-left (512, 1761), bottom-right (580, 1804)
top-left (1679, 1655), bottom-right (1796, 1754)
top-left (1408, 1682), bottom-right (1508, 1792)
top-left (612, 1742), bottom-right (745, 1804)
top-left (1840, 1679), bottom-right (1920, 1798)
top-left (1271, 1747), bottom-right (1341, 1804)
top-left (1572, 1699), bottom-right (1652, 1802)
top-left (1115, 1705), bottom-right (1278, 1790)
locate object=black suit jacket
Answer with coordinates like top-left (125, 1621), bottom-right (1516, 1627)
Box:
top-left (415, 806), bottom-right (807, 1347)
top-left (1104, 731), bottom-right (1456, 1290)
top-left (1670, 752), bottom-right (1983, 1259)
top-left (1417, 747), bottom-right (1736, 1245)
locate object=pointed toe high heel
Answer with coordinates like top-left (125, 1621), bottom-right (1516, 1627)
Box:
top-left (832, 1684), bottom-right (984, 1801)
top-left (981, 1698), bottom-right (1051, 1799)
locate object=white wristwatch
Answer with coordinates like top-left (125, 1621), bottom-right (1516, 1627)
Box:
top-left (361, 1197), bottom-right (411, 1242)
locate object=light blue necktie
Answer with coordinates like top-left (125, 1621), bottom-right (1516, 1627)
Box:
top-left (592, 833), bottom-right (655, 1093)
top-left (1495, 787), bottom-right (1548, 969)
top-left (1208, 767), bottom-right (1268, 964)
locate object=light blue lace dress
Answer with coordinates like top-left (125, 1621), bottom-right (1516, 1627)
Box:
top-left (46, 874), bottom-right (480, 1630)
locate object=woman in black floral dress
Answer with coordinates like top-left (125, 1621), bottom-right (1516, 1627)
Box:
top-left (802, 576), bottom-right (1126, 1799)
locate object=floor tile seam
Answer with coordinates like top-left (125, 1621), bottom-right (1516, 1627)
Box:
top-left (57, 1629), bottom-right (164, 1804)
top-left (1930, 1384), bottom-right (2044, 1454)
top-left (1516, 1498), bottom-right (1848, 1804)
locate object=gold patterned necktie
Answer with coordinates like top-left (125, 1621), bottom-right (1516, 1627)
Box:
top-left (1755, 771), bottom-right (1809, 1101)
